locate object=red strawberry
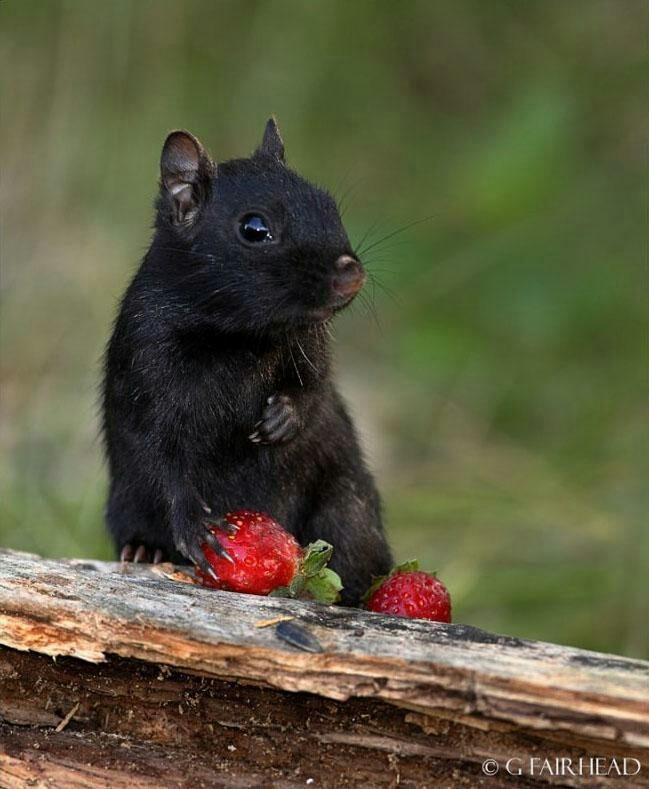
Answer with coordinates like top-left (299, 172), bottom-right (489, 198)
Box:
top-left (197, 510), bottom-right (342, 603)
top-left (365, 561), bottom-right (451, 622)
top-left (198, 510), bottom-right (301, 595)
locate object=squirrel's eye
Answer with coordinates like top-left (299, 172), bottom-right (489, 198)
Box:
top-left (238, 213), bottom-right (273, 244)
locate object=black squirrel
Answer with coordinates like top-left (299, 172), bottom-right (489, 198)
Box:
top-left (102, 118), bottom-right (392, 605)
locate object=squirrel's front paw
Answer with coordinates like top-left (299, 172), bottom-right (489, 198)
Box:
top-left (249, 394), bottom-right (300, 445)
top-left (173, 515), bottom-right (238, 581)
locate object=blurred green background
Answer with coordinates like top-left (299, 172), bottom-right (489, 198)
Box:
top-left (1, 1), bottom-right (646, 657)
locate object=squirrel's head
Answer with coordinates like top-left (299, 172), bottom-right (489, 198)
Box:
top-left (154, 118), bottom-right (365, 334)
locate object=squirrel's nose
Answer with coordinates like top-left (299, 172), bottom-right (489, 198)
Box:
top-left (332, 255), bottom-right (366, 299)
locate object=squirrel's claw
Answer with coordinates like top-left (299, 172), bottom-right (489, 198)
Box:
top-left (251, 393), bottom-right (300, 445)
top-left (133, 545), bottom-right (148, 563)
top-left (204, 515), bottom-right (239, 536)
top-left (186, 543), bottom-right (220, 581)
top-left (120, 543), bottom-right (167, 565)
top-left (175, 516), bottom-right (236, 580)
top-left (120, 544), bottom-right (135, 562)
top-left (201, 524), bottom-right (235, 564)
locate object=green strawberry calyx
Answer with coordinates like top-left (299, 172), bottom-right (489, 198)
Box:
top-left (270, 539), bottom-right (343, 604)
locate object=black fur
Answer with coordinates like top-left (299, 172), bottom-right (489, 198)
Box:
top-left (102, 119), bottom-right (392, 605)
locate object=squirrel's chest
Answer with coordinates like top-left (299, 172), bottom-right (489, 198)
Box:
top-left (164, 349), bottom-right (284, 437)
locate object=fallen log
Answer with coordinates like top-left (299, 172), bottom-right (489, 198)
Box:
top-left (0, 549), bottom-right (647, 787)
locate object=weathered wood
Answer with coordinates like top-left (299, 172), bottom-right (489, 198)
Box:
top-left (0, 650), bottom-right (530, 788)
top-left (1, 549), bottom-right (648, 786)
top-left (1, 649), bottom-right (646, 788)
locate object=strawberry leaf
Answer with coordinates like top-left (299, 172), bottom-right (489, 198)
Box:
top-left (303, 567), bottom-right (343, 604)
top-left (393, 559), bottom-right (420, 575)
top-left (269, 539), bottom-right (342, 604)
top-left (301, 540), bottom-right (334, 576)
top-left (269, 585), bottom-right (291, 598)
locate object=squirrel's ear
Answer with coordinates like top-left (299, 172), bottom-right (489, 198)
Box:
top-left (256, 117), bottom-right (285, 162)
top-left (160, 130), bottom-right (213, 226)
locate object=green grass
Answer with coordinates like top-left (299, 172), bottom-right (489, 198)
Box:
top-left (1, 0), bottom-right (646, 657)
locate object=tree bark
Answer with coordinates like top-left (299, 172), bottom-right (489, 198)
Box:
top-left (1, 549), bottom-right (647, 787)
